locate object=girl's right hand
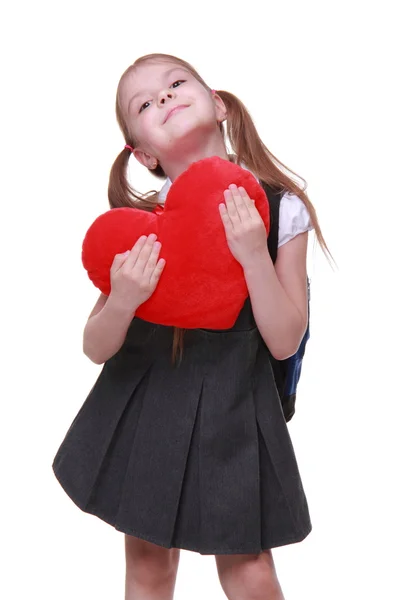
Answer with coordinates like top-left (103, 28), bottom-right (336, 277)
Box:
top-left (109, 234), bottom-right (166, 311)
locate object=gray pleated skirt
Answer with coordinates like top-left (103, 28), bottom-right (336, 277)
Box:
top-left (52, 298), bottom-right (312, 555)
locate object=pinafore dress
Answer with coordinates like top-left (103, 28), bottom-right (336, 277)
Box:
top-left (52, 295), bottom-right (312, 555)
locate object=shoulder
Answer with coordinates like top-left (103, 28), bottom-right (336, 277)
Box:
top-left (278, 191), bottom-right (313, 247)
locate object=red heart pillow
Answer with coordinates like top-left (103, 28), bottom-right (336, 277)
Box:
top-left (82, 156), bottom-right (270, 328)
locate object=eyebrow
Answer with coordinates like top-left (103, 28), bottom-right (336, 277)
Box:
top-left (127, 67), bottom-right (188, 113)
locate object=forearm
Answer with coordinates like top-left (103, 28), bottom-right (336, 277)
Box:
top-left (83, 294), bottom-right (136, 364)
top-left (243, 249), bottom-right (307, 360)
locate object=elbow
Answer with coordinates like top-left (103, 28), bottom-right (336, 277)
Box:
top-left (83, 343), bottom-right (105, 365)
top-left (270, 346), bottom-right (297, 361)
top-left (91, 356), bottom-right (106, 366)
top-left (267, 321), bottom-right (308, 361)
top-left (83, 328), bottom-right (106, 365)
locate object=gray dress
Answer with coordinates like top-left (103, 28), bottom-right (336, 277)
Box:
top-left (52, 296), bottom-right (312, 555)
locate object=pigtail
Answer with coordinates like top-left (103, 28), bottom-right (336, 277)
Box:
top-left (108, 147), bottom-right (137, 209)
top-left (107, 139), bottom-right (185, 363)
top-left (107, 147), bottom-right (160, 212)
top-left (217, 90), bottom-right (333, 263)
top-left (172, 328), bottom-right (185, 366)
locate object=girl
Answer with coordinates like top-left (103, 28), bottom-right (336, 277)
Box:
top-left (52, 53), bottom-right (329, 600)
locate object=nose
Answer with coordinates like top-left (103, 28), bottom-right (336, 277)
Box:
top-left (158, 88), bottom-right (176, 106)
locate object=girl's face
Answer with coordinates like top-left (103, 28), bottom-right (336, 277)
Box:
top-left (118, 61), bottom-right (226, 167)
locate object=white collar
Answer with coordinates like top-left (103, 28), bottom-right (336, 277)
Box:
top-left (157, 161), bottom-right (258, 204)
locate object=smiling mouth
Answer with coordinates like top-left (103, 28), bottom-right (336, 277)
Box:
top-left (164, 105), bottom-right (189, 123)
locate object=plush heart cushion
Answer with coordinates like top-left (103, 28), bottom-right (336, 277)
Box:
top-left (82, 156), bottom-right (270, 328)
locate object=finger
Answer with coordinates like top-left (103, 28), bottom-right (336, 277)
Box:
top-left (122, 235), bottom-right (150, 269)
top-left (149, 258), bottom-right (166, 287)
top-left (237, 187), bottom-right (263, 226)
top-left (223, 189), bottom-right (241, 228)
top-left (230, 184), bottom-right (251, 219)
top-left (143, 240), bottom-right (162, 281)
top-left (133, 234), bottom-right (158, 273)
top-left (238, 186), bottom-right (257, 212)
top-left (111, 251), bottom-right (130, 271)
top-left (111, 239), bottom-right (145, 272)
top-left (219, 203), bottom-right (233, 233)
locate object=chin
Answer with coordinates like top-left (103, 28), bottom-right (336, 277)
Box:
top-left (169, 114), bottom-right (216, 139)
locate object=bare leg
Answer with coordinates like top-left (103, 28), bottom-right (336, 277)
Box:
top-left (124, 534), bottom-right (180, 600)
top-left (215, 549), bottom-right (285, 600)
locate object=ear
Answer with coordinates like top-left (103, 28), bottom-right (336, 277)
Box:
top-left (132, 148), bottom-right (158, 170)
top-left (213, 93), bottom-right (228, 123)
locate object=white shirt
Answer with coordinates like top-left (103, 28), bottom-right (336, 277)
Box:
top-left (157, 165), bottom-right (313, 248)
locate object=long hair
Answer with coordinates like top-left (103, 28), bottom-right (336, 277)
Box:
top-left (108, 53), bottom-right (331, 363)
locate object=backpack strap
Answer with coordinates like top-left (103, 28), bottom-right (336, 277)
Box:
top-left (259, 180), bottom-right (310, 422)
top-left (259, 181), bottom-right (288, 406)
top-left (260, 181), bottom-right (283, 264)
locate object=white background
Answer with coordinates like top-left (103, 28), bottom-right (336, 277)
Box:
top-left (1, 0), bottom-right (399, 598)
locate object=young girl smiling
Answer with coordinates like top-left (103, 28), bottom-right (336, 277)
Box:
top-left (53, 53), bottom-right (328, 600)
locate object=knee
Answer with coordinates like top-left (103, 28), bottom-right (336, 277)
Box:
top-left (216, 550), bottom-right (281, 598)
top-left (134, 556), bottom-right (179, 587)
top-left (239, 559), bottom-right (279, 596)
top-left (125, 535), bottom-right (180, 585)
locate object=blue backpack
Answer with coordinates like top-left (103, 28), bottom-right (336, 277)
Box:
top-left (261, 181), bottom-right (310, 422)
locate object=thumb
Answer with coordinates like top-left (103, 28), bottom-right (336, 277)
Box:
top-left (111, 250), bottom-right (130, 268)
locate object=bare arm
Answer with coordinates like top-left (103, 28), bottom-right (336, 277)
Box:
top-left (83, 293), bottom-right (137, 364)
top-left (219, 184), bottom-right (308, 361)
top-left (244, 232), bottom-right (309, 360)
top-left (83, 234), bottom-right (166, 365)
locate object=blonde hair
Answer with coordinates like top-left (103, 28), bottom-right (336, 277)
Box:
top-left (108, 53), bottom-right (332, 362)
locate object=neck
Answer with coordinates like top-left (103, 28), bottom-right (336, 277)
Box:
top-left (159, 130), bottom-right (230, 182)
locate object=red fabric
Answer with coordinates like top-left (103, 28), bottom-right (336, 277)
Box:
top-left (82, 156), bottom-right (270, 328)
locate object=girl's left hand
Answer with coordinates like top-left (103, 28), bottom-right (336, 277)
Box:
top-left (219, 184), bottom-right (268, 269)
